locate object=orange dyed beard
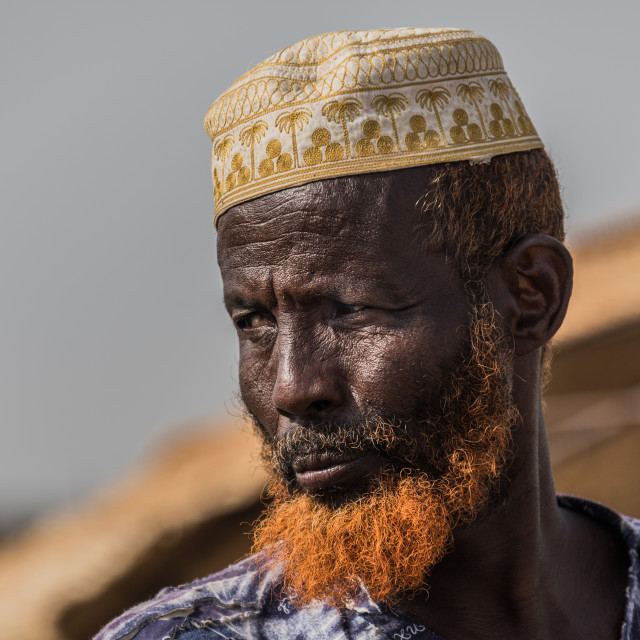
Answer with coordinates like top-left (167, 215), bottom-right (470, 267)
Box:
top-left (250, 301), bottom-right (518, 607)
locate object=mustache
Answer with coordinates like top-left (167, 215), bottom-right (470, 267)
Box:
top-left (265, 415), bottom-right (433, 488)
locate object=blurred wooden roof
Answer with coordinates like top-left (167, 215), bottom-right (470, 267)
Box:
top-left (557, 218), bottom-right (640, 345)
top-left (546, 217), bottom-right (640, 515)
top-left (0, 421), bottom-right (266, 640)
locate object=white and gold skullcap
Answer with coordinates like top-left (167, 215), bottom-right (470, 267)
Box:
top-left (205, 28), bottom-right (542, 223)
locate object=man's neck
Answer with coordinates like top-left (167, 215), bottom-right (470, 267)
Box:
top-left (398, 392), bottom-right (628, 639)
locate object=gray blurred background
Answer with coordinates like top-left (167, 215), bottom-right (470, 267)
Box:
top-left (2, 0), bottom-right (639, 532)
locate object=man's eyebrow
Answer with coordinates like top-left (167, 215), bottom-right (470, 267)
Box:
top-left (224, 296), bottom-right (258, 310)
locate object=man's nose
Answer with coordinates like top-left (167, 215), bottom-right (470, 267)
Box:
top-left (271, 329), bottom-right (345, 419)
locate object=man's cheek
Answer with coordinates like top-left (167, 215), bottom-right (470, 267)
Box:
top-left (239, 356), bottom-right (278, 431)
top-left (347, 334), bottom-right (442, 411)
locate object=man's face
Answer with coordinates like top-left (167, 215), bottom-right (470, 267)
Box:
top-left (217, 171), bottom-right (515, 605)
top-left (218, 172), bottom-right (468, 478)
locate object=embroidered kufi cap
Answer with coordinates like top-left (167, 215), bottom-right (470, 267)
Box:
top-left (205, 28), bottom-right (542, 224)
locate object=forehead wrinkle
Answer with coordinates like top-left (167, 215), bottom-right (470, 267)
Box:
top-left (229, 171), bottom-right (393, 222)
top-left (218, 172), bottom-right (438, 307)
top-left (219, 168), bottom-right (432, 246)
top-left (226, 255), bottom-right (419, 310)
top-left (218, 209), bottom-right (365, 264)
top-left (220, 210), bottom-right (381, 273)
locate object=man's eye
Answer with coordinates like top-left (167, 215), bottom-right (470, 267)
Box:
top-left (334, 301), bottom-right (367, 317)
top-left (235, 312), bottom-right (274, 331)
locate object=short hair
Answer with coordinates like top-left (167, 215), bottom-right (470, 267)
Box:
top-left (417, 148), bottom-right (565, 387)
top-left (419, 149), bottom-right (565, 293)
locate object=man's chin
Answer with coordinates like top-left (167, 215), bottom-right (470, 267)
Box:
top-left (252, 471), bottom-right (454, 607)
top-left (297, 478), bottom-right (382, 509)
top-left (254, 422), bottom-right (512, 607)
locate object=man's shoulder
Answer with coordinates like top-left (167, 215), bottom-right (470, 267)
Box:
top-left (93, 554), bottom-right (270, 640)
top-left (558, 495), bottom-right (640, 640)
top-left (558, 494), bottom-right (640, 546)
top-left (93, 553), bottom-right (421, 640)
top-left (92, 555), bottom-right (395, 640)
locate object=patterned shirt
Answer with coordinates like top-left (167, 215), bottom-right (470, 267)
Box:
top-left (95, 496), bottom-right (640, 639)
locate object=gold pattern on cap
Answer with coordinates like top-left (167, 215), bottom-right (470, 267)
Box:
top-left (205, 28), bottom-right (543, 223)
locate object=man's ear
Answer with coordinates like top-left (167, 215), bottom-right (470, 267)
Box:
top-left (488, 234), bottom-right (573, 356)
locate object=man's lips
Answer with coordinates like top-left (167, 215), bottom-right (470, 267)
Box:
top-left (292, 450), bottom-right (384, 491)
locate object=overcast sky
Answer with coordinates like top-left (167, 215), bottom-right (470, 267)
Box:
top-left (2, 0), bottom-right (639, 524)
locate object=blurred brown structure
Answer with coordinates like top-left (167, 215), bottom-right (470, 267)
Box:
top-left (1, 219), bottom-right (639, 640)
top-left (546, 219), bottom-right (640, 515)
top-left (0, 423), bottom-right (267, 640)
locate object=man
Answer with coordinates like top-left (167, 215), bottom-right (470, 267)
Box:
top-left (96, 28), bottom-right (640, 639)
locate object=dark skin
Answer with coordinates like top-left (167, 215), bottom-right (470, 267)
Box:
top-left (217, 169), bottom-right (628, 639)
